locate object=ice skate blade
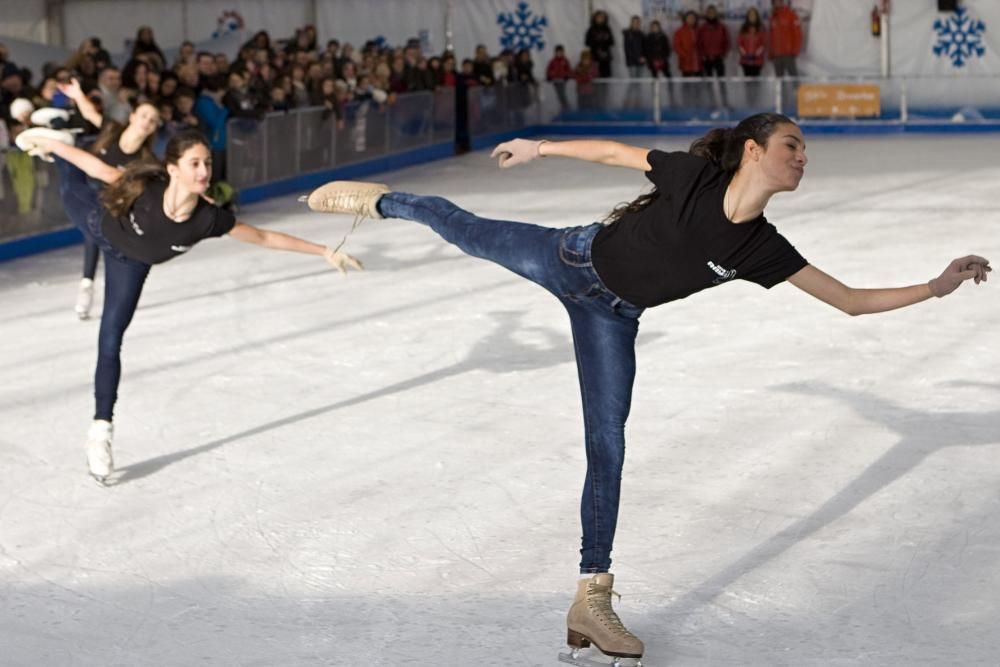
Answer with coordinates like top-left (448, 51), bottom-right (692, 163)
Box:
top-left (89, 472), bottom-right (110, 487)
top-left (297, 195), bottom-right (308, 203)
top-left (558, 647), bottom-right (643, 667)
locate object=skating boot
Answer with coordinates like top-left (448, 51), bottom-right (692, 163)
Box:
top-left (302, 181), bottom-right (390, 219)
top-left (75, 278), bottom-right (94, 320)
top-left (85, 419), bottom-right (114, 485)
top-left (14, 127), bottom-right (75, 162)
top-left (559, 573), bottom-right (644, 667)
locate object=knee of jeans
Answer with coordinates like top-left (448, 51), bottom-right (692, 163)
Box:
top-left (586, 424), bottom-right (626, 465)
top-left (97, 331), bottom-right (125, 357)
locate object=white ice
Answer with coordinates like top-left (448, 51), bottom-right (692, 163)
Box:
top-left (1, 134), bottom-right (998, 666)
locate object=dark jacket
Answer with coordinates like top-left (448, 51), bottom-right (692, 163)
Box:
top-left (623, 29), bottom-right (645, 67)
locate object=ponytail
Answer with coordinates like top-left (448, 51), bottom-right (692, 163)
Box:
top-left (100, 160), bottom-right (167, 218)
top-left (602, 190), bottom-right (660, 226)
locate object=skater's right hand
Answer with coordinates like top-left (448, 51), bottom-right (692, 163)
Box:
top-left (57, 78), bottom-right (85, 102)
top-left (323, 246), bottom-right (364, 274)
top-left (928, 255), bottom-right (991, 297)
top-left (491, 138), bottom-right (547, 169)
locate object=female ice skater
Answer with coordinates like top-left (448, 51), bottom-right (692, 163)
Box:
top-left (302, 113), bottom-right (990, 663)
top-left (16, 127), bottom-right (362, 484)
top-left (56, 78), bottom-right (160, 319)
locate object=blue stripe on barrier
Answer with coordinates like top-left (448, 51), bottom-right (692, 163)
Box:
top-left (5, 120), bottom-right (1000, 263)
top-left (0, 227), bottom-right (83, 262)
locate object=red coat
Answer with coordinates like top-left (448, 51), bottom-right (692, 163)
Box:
top-left (696, 21), bottom-right (729, 60)
top-left (769, 7), bottom-right (802, 57)
top-left (673, 24), bottom-right (701, 74)
top-left (738, 30), bottom-right (766, 67)
top-left (546, 55), bottom-right (573, 81)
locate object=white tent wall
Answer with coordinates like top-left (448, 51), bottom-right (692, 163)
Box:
top-left (315, 0), bottom-right (447, 55)
top-left (59, 0), bottom-right (312, 53)
top-left (4, 0), bottom-right (1000, 111)
top-left (805, 0), bottom-right (881, 77)
top-left (0, 0), bottom-right (50, 43)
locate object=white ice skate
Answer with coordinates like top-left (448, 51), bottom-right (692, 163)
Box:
top-left (14, 126), bottom-right (75, 162)
top-left (75, 278), bottom-right (94, 320)
top-left (29, 107), bottom-right (70, 129)
top-left (85, 419), bottom-right (114, 485)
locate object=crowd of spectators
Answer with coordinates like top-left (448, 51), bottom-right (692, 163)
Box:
top-left (546, 1), bottom-right (802, 94)
top-left (0, 24), bottom-right (542, 169)
top-left (0, 2), bottom-right (805, 160)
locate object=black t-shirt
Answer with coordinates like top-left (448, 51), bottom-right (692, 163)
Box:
top-left (97, 127), bottom-right (144, 170)
top-left (101, 180), bottom-right (237, 265)
top-left (591, 150), bottom-right (808, 308)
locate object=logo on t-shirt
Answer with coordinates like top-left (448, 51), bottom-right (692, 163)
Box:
top-left (707, 260), bottom-right (737, 284)
top-left (128, 211), bottom-right (144, 236)
top-left (170, 245), bottom-right (191, 253)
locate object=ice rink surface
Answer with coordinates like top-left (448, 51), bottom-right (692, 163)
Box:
top-left (1, 133), bottom-right (999, 666)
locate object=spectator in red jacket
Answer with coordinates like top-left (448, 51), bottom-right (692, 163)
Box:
top-left (769, 0), bottom-right (803, 77)
top-left (674, 11), bottom-right (702, 77)
top-left (697, 4), bottom-right (730, 78)
top-left (546, 44), bottom-right (574, 111)
top-left (739, 7), bottom-right (767, 76)
top-left (574, 49), bottom-right (599, 109)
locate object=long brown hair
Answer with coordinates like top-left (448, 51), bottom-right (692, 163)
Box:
top-left (603, 113), bottom-right (797, 225)
top-left (101, 129), bottom-right (209, 218)
top-left (89, 101), bottom-right (158, 161)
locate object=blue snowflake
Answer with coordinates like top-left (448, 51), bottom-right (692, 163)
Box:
top-left (933, 6), bottom-right (986, 68)
top-left (497, 2), bottom-right (548, 52)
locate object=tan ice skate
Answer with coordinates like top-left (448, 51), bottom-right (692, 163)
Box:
top-left (560, 573), bottom-right (644, 667)
top-left (302, 181), bottom-right (390, 219)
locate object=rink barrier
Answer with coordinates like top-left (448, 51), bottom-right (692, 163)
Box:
top-left (5, 119), bottom-right (1000, 263)
top-left (7, 71), bottom-right (1000, 262)
top-left (0, 227), bottom-right (83, 262)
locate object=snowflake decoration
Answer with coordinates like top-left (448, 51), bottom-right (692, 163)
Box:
top-left (212, 10), bottom-right (244, 39)
top-left (933, 6), bottom-right (986, 68)
top-left (498, 2), bottom-right (548, 52)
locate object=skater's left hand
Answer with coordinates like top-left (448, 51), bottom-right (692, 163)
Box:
top-left (491, 138), bottom-right (546, 168)
top-left (928, 255), bottom-right (991, 297)
top-left (323, 246), bottom-right (364, 274)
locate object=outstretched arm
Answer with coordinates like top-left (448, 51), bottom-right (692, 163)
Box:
top-left (58, 78), bottom-right (103, 128)
top-left (491, 138), bottom-right (651, 171)
top-left (34, 138), bottom-right (122, 184)
top-left (227, 222), bottom-right (362, 274)
top-left (787, 256), bottom-right (990, 316)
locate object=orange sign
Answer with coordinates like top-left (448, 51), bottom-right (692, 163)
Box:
top-left (797, 84), bottom-right (881, 118)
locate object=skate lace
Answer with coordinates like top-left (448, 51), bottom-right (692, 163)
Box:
top-left (587, 583), bottom-right (636, 638)
top-left (324, 191), bottom-right (376, 252)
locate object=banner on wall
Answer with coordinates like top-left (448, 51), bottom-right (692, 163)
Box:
top-left (640, 0), bottom-right (813, 21)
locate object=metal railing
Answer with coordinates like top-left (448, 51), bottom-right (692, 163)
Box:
top-left (0, 154), bottom-right (67, 244)
top-left (533, 76), bottom-right (1000, 124)
top-left (226, 87), bottom-right (456, 190)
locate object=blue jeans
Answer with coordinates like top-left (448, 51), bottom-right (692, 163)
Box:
top-left (377, 193), bottom-right (644, 573)
top-left (55, 157), bottom-right (151, 420)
